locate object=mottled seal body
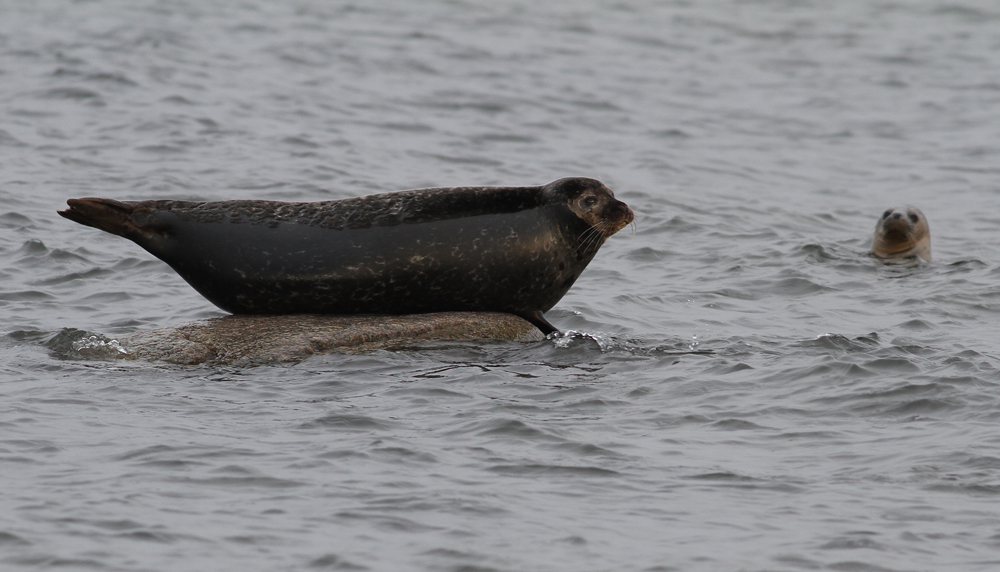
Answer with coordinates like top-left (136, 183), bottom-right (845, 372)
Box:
top-left (58, 178), bottom-right (634, 334)
top-left (871, 206), bottom-right (931, 262)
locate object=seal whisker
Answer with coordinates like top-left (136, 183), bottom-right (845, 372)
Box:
top-left (577, 222), bottom-right (611, 254)
top-left (591, 222), bottom-right (613, 250)
top-left (576, 226), bottom-right (602, 253)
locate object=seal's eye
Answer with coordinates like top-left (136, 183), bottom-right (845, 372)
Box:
top-left (882, 210), bottom-right (892, 219)
top-left (583, 196), bottom-right (599, 208)
top-left (909, 213), bottom-right (919, 223)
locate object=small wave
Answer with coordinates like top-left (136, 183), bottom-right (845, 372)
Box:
top-left (470, 132), bottom-right (536, 144)
top-left (308, 554), bottom-right (368, 569)
top-left (711, 418), bottom-right (768, 430)
top-left (407, 150), bottom-right (503, 167)
top-left (0, 289), bottom-right (57, 303)
top-left (819, 533), bottom-right (885, 551)
top-left (0, 129), bottom-right (28, 147)
top-left (372, 121), bottom-right (435, 133)
top-left (549, 330), bottom-right (714, 357)
top-left (15, 239), bottom-right (48, 256)
top-left (860, 357), bottom-right (920, 373)
top-left (688, 471), bottom-right (757, 482)
top-left (282, 135), bottom-right (320, 148)
top-left (29, 267), bottom-right (115, 286)
top-left (115, 530), bottom-right (179, 543)
top-left (298, 413), bottom-right (392, 431)
top-left (772, 275), bottom-right (835, 296)
top-left (487, 463), bottom-right (618, 477)
top-left (162, 95), bottom-right (195, 105)
top-left (797, 332), bottom-right (881, 352)
top-left (549, 329), bottom-right (618, 351)
top-left (686, 471), bottom-right (804, 492)
top-left (0, 212), bottom-right (35, 229)
top-left (333, 512), bottom-right (441, 533)
top-left (0, 532), bottom-right (31, 546)
top-left (37, 87), bottom-right (105, 107)
top-left (136, 144), bottom-right (186, 154)
top-left (796, 243), bottom-right (865, 263)
top-left (39, 87), bottom-right (101, 100)
top-left (470, 418), bottom-right (560, 440)
top-left (170, 475), bottom-right (305, 489)
top-left (85, 72), bottom-right (138, 86)
top-left (43, 328), bottom-right (128, 360)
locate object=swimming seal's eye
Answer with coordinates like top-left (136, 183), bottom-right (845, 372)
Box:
top-left (882, 210), bottom-right (892, 219)
top-left (908, 213), bottom-right (919, 223)
top-left (583, 196), bottom-right (599, 207)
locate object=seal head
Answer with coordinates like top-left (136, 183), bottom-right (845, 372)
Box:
top-left (543, 177), bottom-right (635, 253)
top-left (871, 206), bottom-right (931, 262)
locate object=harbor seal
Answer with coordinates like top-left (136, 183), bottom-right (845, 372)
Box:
top-left (58, 177), bottom-right (634, 334)
top-left (871, 206), bottom-right (931, 262)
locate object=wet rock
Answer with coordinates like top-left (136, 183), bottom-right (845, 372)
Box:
top-left (110, 312), bottom-right (544, 365)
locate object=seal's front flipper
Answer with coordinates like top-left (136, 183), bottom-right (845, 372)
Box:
top-left (521, 310), bottom-right (558, 335)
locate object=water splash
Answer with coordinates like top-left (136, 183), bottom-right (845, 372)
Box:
top-left (548, 330), bottom-right (718, 357)
top-left (549, 329), bottom-right (618, 351)
top-left (44, 328), bottom-right (129, 359)
top-left (72, 334), bottom-right (129, 357)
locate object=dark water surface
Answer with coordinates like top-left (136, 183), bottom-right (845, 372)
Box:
top-left (4, 1), bottom-right (1000, 570)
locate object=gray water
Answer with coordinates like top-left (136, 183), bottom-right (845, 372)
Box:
top-left (3, 1), bottom-right (1000, 570)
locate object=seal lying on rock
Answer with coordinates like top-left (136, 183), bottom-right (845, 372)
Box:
top-left (58, 177), bottom-right (634, 334)
top-left (871, 206), bottom-right (931, 262)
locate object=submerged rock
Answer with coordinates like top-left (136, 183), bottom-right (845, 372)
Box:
top-left (99, 312), bottom-right (543, 365)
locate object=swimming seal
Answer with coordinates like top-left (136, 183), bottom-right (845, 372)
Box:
top-left (871, 205), bottom-right (931, 262)
top-left (58, 177), bottom-right (634, 334)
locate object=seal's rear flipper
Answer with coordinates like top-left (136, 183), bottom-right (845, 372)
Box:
top-left (58, 198), bottom-right (136, 237)
top-left (521, 310), bottom-right (558, 335)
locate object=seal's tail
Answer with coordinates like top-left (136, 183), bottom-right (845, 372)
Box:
top-left (58, 198), bottom-right (136, 237)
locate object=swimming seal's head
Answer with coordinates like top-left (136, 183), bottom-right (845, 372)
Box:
top-left (543, 177), bottom-right (635, 247)
top-left (872, 206), bottom-right (931, 262)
